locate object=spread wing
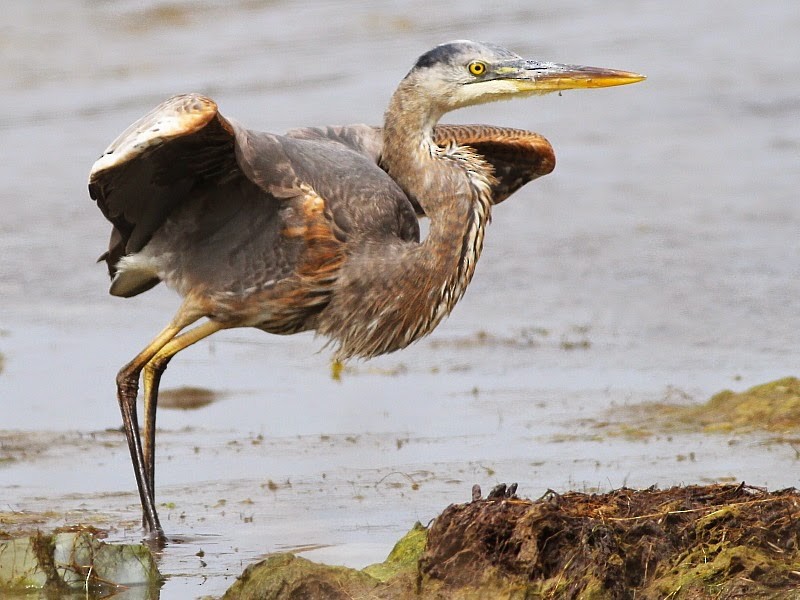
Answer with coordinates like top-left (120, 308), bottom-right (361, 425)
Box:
top-left (89, 94), bottom-right (240, 293)
top-left (89, 94), bottom-right (418, 299)
top-left (286, 122), bottom-right (556, 210)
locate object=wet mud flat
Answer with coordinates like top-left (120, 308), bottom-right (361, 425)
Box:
top-left (3, 378), bottom-right (800, 599)
top-left (6, 483), bottom-right (800, 599)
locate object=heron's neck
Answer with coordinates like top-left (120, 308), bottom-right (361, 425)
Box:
top-left (382, 76), bottom-right (493, 241)
top-left (381, 83), bottom-right (443, 211)
top-left (319, 83), bottom-right (495, 360)
top-left (376, 80), bottom-right (493, 343)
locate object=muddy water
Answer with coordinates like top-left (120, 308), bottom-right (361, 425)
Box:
top-left (1, 1), bottom-right (798, 597)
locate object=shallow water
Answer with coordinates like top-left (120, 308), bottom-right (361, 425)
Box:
top-left (1, 1), bottom-right (799, 597)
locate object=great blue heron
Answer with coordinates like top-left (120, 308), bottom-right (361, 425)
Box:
top-left (88, 40), bottom-right (644, 538)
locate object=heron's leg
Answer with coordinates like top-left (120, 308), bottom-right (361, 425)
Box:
top-left (141, 362), bottom-right (168, 526)
top-left (117, 322), bottom-right (187, 539)
top-left (141, 320), bottom-right (228, 512)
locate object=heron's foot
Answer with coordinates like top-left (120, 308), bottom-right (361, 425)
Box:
top-left (140, 502), bottom-right (164, 538)
top-left (143, 511), bottom-right (166, 543)
top-left (141, 526), bottom-right (168, 552)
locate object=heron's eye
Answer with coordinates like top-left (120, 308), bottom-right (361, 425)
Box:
top-left (468, 61), bottom-right (487, 76)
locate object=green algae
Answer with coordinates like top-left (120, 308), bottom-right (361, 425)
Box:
top-left (684, 377), bottom-right (800, 433)
top-left (595, 377), bottom-right (800, 441)
top-left (362, 521), bottom-right (427, 582)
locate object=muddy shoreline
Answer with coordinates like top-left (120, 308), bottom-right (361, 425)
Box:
top-left (3, 378), bottom-right (800, 598)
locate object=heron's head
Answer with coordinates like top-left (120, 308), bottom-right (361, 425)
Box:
top-left (403, 40), bottom-right (644, 115)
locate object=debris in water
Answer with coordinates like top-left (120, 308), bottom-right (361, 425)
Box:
top-left (0, 527), bottom-right (162, 595)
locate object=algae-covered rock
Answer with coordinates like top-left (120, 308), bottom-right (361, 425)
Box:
top-left (223, 525), bottom-right (430, 600)
top-left (0, 534), bottom-right (52, 589)
top-left (53, 530), bottom-right (161, 589)
top-left (222, 553), bottom-right (382, 600)
top-left (0, 527), bottom-right (161, 597)
top-left (363, 521), bottom-right (427, 582)
top-left (691, 376), bottom-right (800, 432)
top-left (222, 520), bottom-right (529, 600)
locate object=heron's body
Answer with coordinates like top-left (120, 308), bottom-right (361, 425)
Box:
top-left (93, 102), bottom-right (553, 357)
top-left (89, 40), bottom-right (643, 538)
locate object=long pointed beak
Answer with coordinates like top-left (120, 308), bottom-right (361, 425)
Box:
top-left (514, 61), bottom-right (646, 92)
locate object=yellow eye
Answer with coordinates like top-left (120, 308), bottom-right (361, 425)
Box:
top-left (468, 61), bottom-right (487, 76)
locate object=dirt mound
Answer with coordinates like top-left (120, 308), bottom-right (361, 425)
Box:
top-left (422, 483), bottom-right (800, 598)
top-left (223, 483), bottom-right (800, 599)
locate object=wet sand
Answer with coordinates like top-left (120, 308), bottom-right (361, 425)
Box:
top-left (1, 1), bottom-right (799, 597)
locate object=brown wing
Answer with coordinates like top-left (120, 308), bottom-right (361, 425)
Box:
top-left (431, 125), bottom-right (555, 204)
top-left (89, 95), bottom-right (418, 301)
top-left (286, 123), bottom-right (556, 209)
top-left (89, 94), bottom-right (241, 294)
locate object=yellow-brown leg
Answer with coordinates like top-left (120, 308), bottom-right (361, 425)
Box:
top-left (141, 319), bottom-right (228, 515)
top-left (117, 321), bottom-right (191, 539)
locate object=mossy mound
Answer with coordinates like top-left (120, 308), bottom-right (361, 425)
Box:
top-left (363, 521), bottom-right (427, 582)
top-left (223, 483), bottom-right (800, 599)
top-left (682, 377), bottom-right (800, 433)
top-left (222, 525), bottom-right (426, 600)
top-left (222, 553), bottom-right (381, 600)
top-left (600, 376), bottom-right (800, 439)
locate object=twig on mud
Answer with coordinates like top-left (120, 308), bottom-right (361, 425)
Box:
top-left (374, 471), bottom-right (420, 491)
top-left (84, 565), bottom-right (92, 600)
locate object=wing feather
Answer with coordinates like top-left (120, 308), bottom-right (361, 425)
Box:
top-left (431, 125), bottom-right (555, 203)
